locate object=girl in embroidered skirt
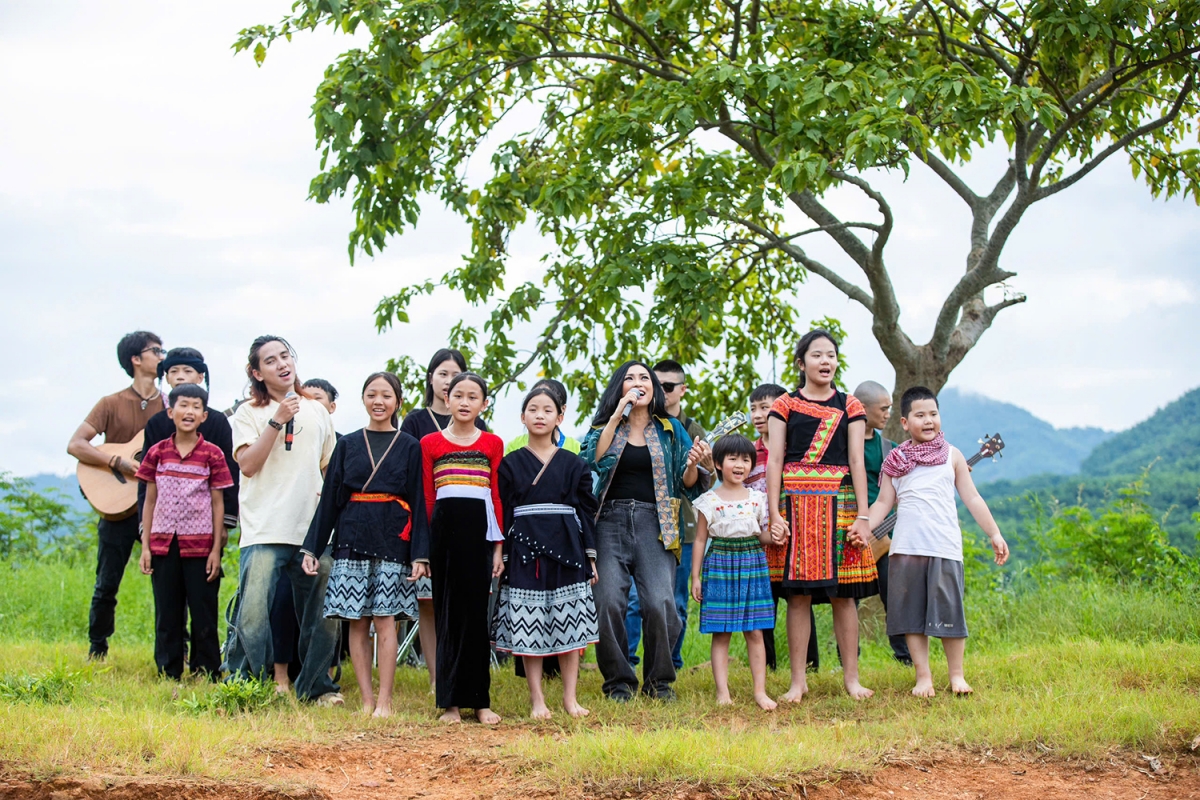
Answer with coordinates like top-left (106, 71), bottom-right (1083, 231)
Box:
top-left (301, 373), bottom-right (428, 717)
top-left (766, 329), bottom-right (879, 702)
top-left (420, 372), bottom-right (505, 724)
top-left (492, 386), bottom-right (600, 719)
top-left (691, 433), bottom-right (780, 710)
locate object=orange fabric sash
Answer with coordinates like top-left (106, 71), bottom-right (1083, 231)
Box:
top-left (350, 492), bottom-right (412, 541)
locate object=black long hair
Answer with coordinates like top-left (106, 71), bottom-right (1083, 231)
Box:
top-left (362, 371), bottom-right (404, 427)
top-left (590, 360), bottom-right (668, 426)
top-left (793, 329), bottom-right (840, 389)
top-left (423, 348), bottom-right (468, 407)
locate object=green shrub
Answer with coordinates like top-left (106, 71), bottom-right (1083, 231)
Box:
top-left (176, 677), bottom-right (282, 716)
top-left (0, 663), bottom-right (90, 704)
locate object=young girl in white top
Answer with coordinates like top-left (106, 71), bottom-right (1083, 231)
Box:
top-left (863, 386), bottom-right (1009, 698)
top-left (691, 434), bottom-right (784, 710)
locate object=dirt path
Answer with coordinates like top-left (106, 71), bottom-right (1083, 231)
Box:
top-left (2, 726), bottom-right (1197, 799)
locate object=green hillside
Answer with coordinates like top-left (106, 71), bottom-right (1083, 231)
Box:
top-left (937, 388), bottom-right (1112, 482)
top-left (1081, 387), bottom-right (1200, 476)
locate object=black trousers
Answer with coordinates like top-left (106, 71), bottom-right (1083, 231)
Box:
top-left (151, 537), bottom-right (222, 679)
top-left (875, 551), bottom-right (913, 663)
top-left (763, 583), bottom-right (820, 672)
top-left (88, 514), bottom-right (141, 655)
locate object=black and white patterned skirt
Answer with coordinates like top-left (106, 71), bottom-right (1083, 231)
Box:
top-left (491, 580), bottom-right (599, 657)
top-left (323, 557), bottom-right (419, 620)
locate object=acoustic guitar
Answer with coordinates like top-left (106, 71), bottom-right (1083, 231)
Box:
top-left (76, 431), bottom-right (145, 521)
top-left (868, 433), bottom-right (1005, 561)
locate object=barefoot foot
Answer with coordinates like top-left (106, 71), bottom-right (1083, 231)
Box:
top-left (779, 682), bottom-right (808, 703)
top-left (372, 705), bottom-right (392, 718)
top-left (755, 692), bottom-right (778, 711)
top-left (949, 677), bottom-right (974, 695)
top-left (438, 707), bottom-right (462, 724)
top-left (530, 702), bottom-right (552, 721)
top-left (564, 701), bottom-right (590, 719)
top-left (715, 692), bottom-right (733, 706)
top-left (911, 678), bottom-right (936, 698)
top-left (362, 702), bottom-right (375, 715)
top-left (475, 707), bottom-right (501, 725)
top-left (844, 680), bottom-right (875, 700)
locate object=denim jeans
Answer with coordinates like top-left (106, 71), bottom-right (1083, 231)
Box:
top-left (594, 500), bottom-right (681, 698)
top-left (88, 514), bottom-right (141, 655)
top-left (627, 541), bottom-right (693, 671)
top-left (875, 551), bottom-right (912, 663)
top-left (222, 543), bottom-right (340, 700)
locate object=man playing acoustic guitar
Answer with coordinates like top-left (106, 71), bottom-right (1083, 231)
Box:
top-left (67, 330), bottom-right (166, 660)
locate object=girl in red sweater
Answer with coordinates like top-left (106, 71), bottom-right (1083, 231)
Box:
top-left (421, 372), bottom-right (505, 724)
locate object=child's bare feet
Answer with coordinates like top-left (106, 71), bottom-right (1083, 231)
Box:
top-left (949, 676), bottom-right (974, 695)
top-left (564, 701), bottom-right (590, 718)
top-left (715, 691), bottom-right (733, 706)
top-left (844, 680), bottom-right (874, 700)
top-left (438, 707), bottom-right (462, 724)
top-left (475, 707), bottom-right (501, 725)
top-left (911, 677), bottom-right (936, 698)
top-left (530, 701), bottom-right (552, 721)
top-left (754, 692), bottom-right (778, 711)
top-left (372, 704), bottom-right (392, 718)
top-left (779, 681), bottom-right (808, 703)
top-left (362, 702), bottom-right (375, 715)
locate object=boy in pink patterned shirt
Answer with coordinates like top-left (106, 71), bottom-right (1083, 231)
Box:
top-left (136, 383), bottom-right (233, 679)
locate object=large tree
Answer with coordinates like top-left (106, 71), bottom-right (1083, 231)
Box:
top-left (238, 0), bottom-right (1200, 434)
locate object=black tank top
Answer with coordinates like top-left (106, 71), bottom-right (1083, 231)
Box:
top-left (606, 445), bottom-right (655, 503)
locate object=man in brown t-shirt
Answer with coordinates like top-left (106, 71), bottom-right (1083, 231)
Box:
top-left (67, 330), bottom-right (166, 659)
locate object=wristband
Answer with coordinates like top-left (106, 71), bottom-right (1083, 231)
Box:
top-left (268, 419), bottom-right (284, 431)
top-left (109, 454), bottom-right (121, 470)
top-left (856, 515), bottom-right (869, 521)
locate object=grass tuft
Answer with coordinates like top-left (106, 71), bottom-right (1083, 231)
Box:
top-left (176, 677), bottom-right (284, 716)
top-left (0, 662), bottom-right (90, 704)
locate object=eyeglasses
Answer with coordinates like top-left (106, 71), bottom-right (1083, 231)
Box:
top-left (660, 381), bottom-right (684, 393)
top-left (141, 347), bottom-right (167, 357)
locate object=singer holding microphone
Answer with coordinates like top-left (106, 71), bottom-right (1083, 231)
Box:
top-left (582, 361), bottom-right (710, 703)
top-left (224, 336), bottom-right (343, 706)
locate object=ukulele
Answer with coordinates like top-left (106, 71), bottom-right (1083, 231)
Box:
top-left (76, 431), bottom-right (145, 521)
top-left (869, 433), bottom-right (1005, 561)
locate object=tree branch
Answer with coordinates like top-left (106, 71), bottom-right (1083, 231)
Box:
top-left (920, 151), bottom-right (981, 208)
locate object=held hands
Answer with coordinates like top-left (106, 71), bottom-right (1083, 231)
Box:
top-left (847, 518), bottom-right (872, 549)
top-left (205, 549), bottom-right (222, 583)
top-left (990, 532), bottom-right (1010, 565)
top-left (589, 558), bottom-right (598, 586)
top-left (139, 545), bottom-right (153, 576)
top-left (492, 547), bottom-right (505, 579)
top-left (409, 562), bottom-right (430, 581)
top-left (273, 394), bottom-right (302, 426)
top-left (769, 512), bottom-right (789, 546)
top-left (301, 553), bottom-right (320, 576)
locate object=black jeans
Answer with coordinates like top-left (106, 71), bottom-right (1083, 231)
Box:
top-left (88, 514), bottom-right (141, 655)
top-left (151, 537), bottom-right (222, 679)
top-left (875, 551), bottom-right (913, 663)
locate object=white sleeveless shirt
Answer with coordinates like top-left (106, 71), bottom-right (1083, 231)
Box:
top-left (891, 457), bottom-right (963, 561)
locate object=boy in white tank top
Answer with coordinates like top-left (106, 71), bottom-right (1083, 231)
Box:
top-left (857, 387), bottom-right (1009, 698)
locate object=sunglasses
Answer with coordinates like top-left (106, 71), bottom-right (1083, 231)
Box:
top-left (659, 381), bottom-right (684, 393)
top-left (140, 347), bottom-right (167, 357)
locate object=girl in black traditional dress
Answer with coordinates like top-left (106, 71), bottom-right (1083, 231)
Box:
top-left (301, 372), bottom-right (428, 717)
top-left (492, 386), bottom-right (600, 719)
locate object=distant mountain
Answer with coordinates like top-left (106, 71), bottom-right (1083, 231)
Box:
top-left (25, 473), bottom-right (92, 514)
top-left (937, 388), bottom-right (1114, 483)
top-left (1081, 387), bottom-right (1200, 476)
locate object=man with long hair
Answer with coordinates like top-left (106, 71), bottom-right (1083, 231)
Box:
top-left (223, 336), bottom-right (341, 705)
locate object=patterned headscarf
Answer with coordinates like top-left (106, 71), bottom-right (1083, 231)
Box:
top-left (882, 432), bottom-right (949, 478)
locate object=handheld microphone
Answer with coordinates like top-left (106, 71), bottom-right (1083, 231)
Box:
top-left (621, 388), bottom-right (644, 419)
top-left (284, 391), bottom-right (296, 451)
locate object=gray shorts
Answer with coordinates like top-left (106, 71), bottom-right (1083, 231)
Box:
top-left (886, 555), bottom-right (968, 639)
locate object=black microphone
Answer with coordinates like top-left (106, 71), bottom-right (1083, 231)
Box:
top-left (621, 388), bottom-right (644, 419)
top-left (284, 391), bottom-right (296, 451)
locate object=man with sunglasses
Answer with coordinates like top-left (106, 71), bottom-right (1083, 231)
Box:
top-left (68, 330), bottom-right (168, 660)
top-left (625, 359), bottom-right (712, 672)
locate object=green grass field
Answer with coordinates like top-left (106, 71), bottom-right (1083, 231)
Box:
top-left (1, 557), bottom-right (1199, 790)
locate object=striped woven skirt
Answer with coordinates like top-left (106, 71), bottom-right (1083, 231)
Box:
top-left (699, 538), bottom-right (775, 634)
top-left (323, 556), bottom-right (418, 620)
top-left (781, 465), bottom-right (878, 599)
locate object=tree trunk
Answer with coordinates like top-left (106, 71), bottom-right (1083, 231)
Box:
top-left (881, 345), bottom-right (954, 443)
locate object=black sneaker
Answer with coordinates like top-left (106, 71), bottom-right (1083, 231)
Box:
top-left (605, 687), bottom-right (634, 703)
top-left (642, 685), bottom-right (677, 702)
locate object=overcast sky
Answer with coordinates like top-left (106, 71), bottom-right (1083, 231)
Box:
top-left (2, 1), bottom-right (1198, 477)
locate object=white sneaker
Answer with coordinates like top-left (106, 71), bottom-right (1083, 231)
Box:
top-left (314, 691), bottom-right (345, 707)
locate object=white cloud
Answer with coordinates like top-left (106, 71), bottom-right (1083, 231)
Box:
top-left (0, 0), bottom-right (1197, 477)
